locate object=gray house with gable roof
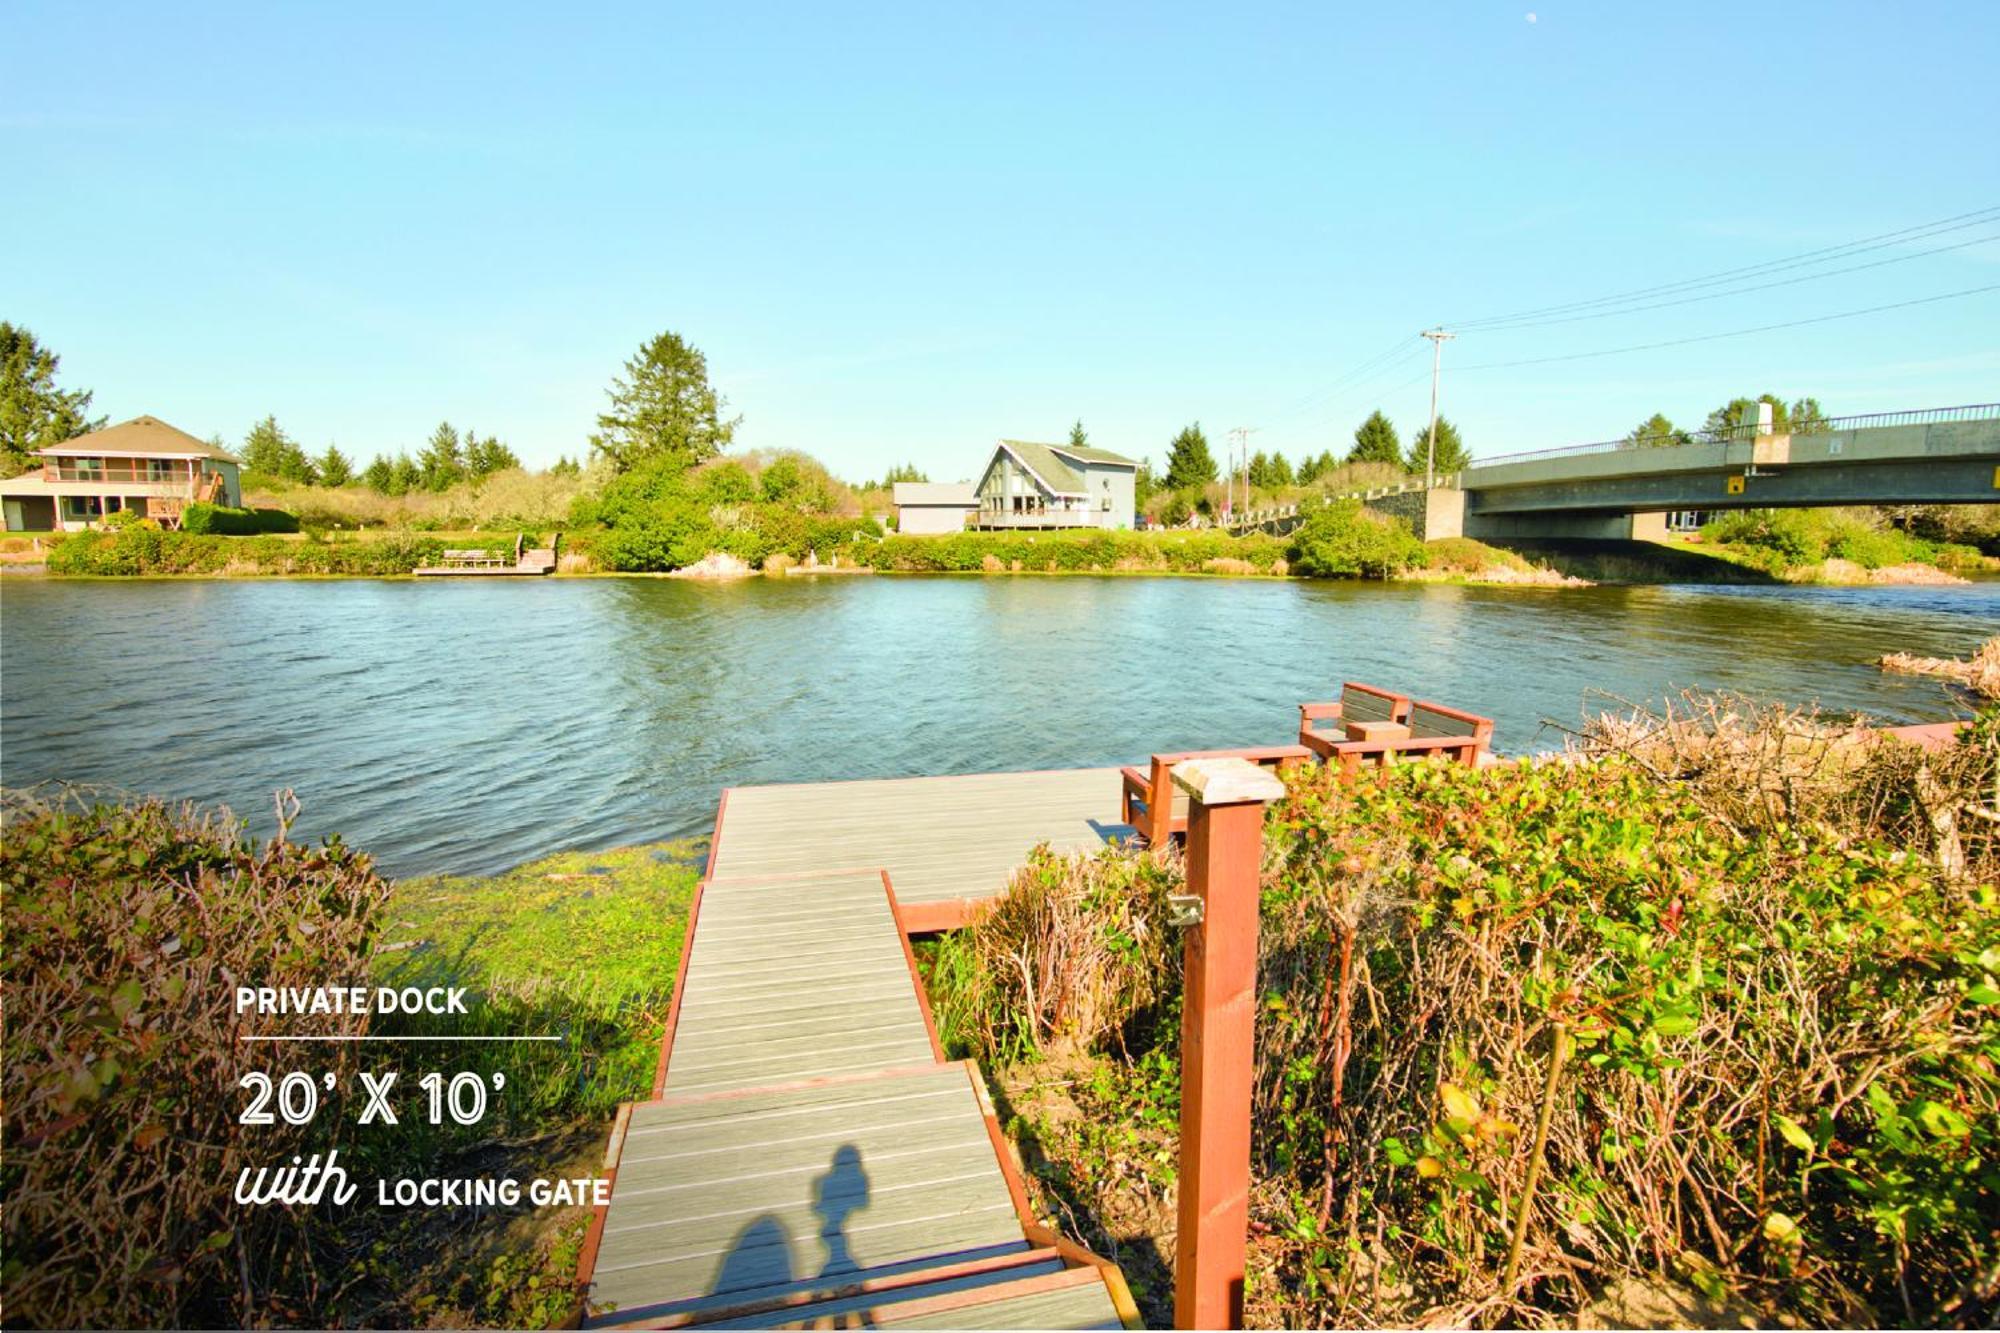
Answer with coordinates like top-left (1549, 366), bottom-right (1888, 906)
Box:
top-left (972, 439), bottom-right (1138, 531)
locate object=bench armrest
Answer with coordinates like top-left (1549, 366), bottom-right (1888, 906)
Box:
top-left (1299, 700), bottom-right (1344, 723)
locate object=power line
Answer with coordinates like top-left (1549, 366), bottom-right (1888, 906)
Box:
top-left (1446, 282), bottom-right (2000, 373)
top-left (1261, 335), bottom-right (1423, 427)
top-left (1446, 203), bottom-right (2000, 330)
top-left (1457, 230), bottom-right (2000, 334)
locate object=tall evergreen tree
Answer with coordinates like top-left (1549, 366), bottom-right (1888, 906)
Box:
top-left (1269, 452), bottom-right (1295, 486)
top-left (591, 330), bottom-right (738, 473)
top-left (1404, 417), bottom-right (1469, 475)
top-left (387, 453), bottom-right (421, 496)
top-left (419, 422), bottom-right (465, 491)
top-left (465, 432), bottom-right (521, 478)
top-left (361, 454), bottom-right (395, 492)
top-left (1163, 422), bottom-right (1218, 491)
top-left (243, 415), bottom-right (316, 483)
top-left (0, 322), bottom-right (102, 475)
top-left (1068, 420), bottom-right (1088, 449)
top-left (1348, 410), bottom-right (1403, 466)
top-left (316, 444), bottom-right (353, 487)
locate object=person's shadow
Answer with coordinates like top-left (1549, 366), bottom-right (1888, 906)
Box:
top-left (814, 1144), bottom-right (870, 1279)
top-left (710, 1145), bottom-right (873, 1301)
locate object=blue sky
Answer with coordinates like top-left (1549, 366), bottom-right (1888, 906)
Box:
top-left (8, 2), bottom-right (1998, 477)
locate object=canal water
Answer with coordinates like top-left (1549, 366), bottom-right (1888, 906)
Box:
top-left (1, 575), bottom-right (1990, 877)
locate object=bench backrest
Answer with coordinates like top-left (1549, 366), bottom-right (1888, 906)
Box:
top-left (442, 549), bottom-right (490, 559)
top-left (1341, 682), bottom-right (1408, 725)
top-left (1408, 701), bottom-right (1494, 744)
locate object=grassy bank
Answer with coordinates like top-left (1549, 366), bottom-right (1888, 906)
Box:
top-left (0, 794), bottom-right (699, 1329)
top-left (923, 703), bottom-right (2000, 1329)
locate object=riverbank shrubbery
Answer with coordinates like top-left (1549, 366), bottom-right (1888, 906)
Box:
top-left (572, 453), bottom-right (879, 571)
top-left (930, 706), bottom-right (2000, 1328)
top-left (1698, 507), bottom-right (1969, 573)
top-left (868, 528), bottom-right (1291, 574)
top-left (0, 789), bottom-right (394, 1328)
top-left (1287, 497), bottom-right (1426, 578)
top-left (0, 786), bottom-right (700, 1328)
top-left (43, 528), bottom-right (514, 576)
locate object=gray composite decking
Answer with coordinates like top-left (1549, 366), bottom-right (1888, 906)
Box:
top-left (664, 869), bottom-right (938, 1095)
top-left (583, 768), bottom-right (1135, 1329)
top-left (708, 767), bottom-right (1129, 907)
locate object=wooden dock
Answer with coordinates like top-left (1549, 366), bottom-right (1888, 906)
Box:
top-left (578, 769), bottom-right (1140, 1329)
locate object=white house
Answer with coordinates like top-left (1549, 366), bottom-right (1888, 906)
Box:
top-left (972, 440), bottom-right (1138, 530)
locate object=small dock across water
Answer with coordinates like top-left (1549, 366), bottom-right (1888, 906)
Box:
top-left (578, 768), bottom-right (1140, 1330)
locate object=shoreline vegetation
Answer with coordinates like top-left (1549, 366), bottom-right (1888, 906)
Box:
top-left (7, 519), bottom-right (1993, 588)
top-left (4, 671), bottom-right (1992, 1328)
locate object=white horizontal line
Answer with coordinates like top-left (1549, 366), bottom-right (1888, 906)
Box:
top-left (239, 1034), bottom-right (562, 1042)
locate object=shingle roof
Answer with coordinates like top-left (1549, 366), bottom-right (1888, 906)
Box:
top-left (1050, 443), bottom-right (1139, 468)
top-left (40, 415), bottom-right (242, 463)
top-left (893, 482), bottom-right (976, 506)
top-left (995, 441), bottom-right (1082, 495)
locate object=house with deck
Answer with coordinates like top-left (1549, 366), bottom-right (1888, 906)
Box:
top-left (1, 416), bottom-right (240, 532)
top-left (973, 440), bottom-right (1138, 530)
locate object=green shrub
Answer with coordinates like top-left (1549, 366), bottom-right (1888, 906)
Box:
top-left (938, 711), bottom-right (2000, 1328)
top-left (1286, 497), bottom-right (1424, 577)
top-left (0, 790), bottom-right (394, 1327)
top-left (180, 503), bottom-right (299, 535)
top-left (1826, 522), bottom-right (1929, 569)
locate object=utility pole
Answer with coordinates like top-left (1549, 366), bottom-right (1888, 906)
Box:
top-left (1227, 426), bottom-right (1257, 527)
top-left (1421, 328), bottom-right (1456, 489)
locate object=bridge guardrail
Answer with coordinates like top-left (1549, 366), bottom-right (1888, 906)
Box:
top-left (1470, 401), bottom-right (2000, 469)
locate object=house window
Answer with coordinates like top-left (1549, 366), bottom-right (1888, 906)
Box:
top-left (61, 496), bottom-right (100, 521)
top-left (149, 459), bottom-right (178, 482)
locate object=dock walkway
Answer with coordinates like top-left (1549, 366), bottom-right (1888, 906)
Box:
top-left (579, 769), bottom-right (1139, 1330)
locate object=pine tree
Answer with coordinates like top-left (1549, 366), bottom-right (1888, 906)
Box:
top-left (361, 455), bottom-right (395, 492)
top-left (1068, 420), bottom-right (1088, 449)
top-left (388, 453), bottom-right (421, 496)
top-left (316, 444), bottom-right (353, 487)
top-left (0, 322), bottom-right (102, 475)
top-left (419, 422), bottom-right (465, 491)
top-left (591, 330), bottom-right (739, 473)
top-left (1404, 417), bottom-right (1469, 475)
top-left (1163, 422), bottom-right (1218, 491)
top-left (1269, 452), bottom-right (1294, 487)
top-left (242, 416), bottom-right (316, 483)
top-left (465, 433), bottom-right (521, 478)
top-left (1348, 410), bottom-right (1403, 466)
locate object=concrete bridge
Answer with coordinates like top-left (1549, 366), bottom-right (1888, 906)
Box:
top-left (1367, 402), bottom-right (2000, 541)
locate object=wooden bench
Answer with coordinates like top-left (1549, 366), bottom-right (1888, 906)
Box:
top-left (1121, 744), bottom-right (1309, 845)
top-left (439, 547), bottom-right (509, 570)
top-left (1296, 682), bottom-right (1413, 758)
top-left (1315, 699), bottom-right (1495, 778)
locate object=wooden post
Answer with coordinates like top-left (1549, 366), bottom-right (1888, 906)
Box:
top-left (1170, 756), bottom-right (1286, 1331)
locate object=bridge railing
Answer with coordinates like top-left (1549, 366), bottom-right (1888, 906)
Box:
top-left (1470, 401), bottom-right (2000, 469)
